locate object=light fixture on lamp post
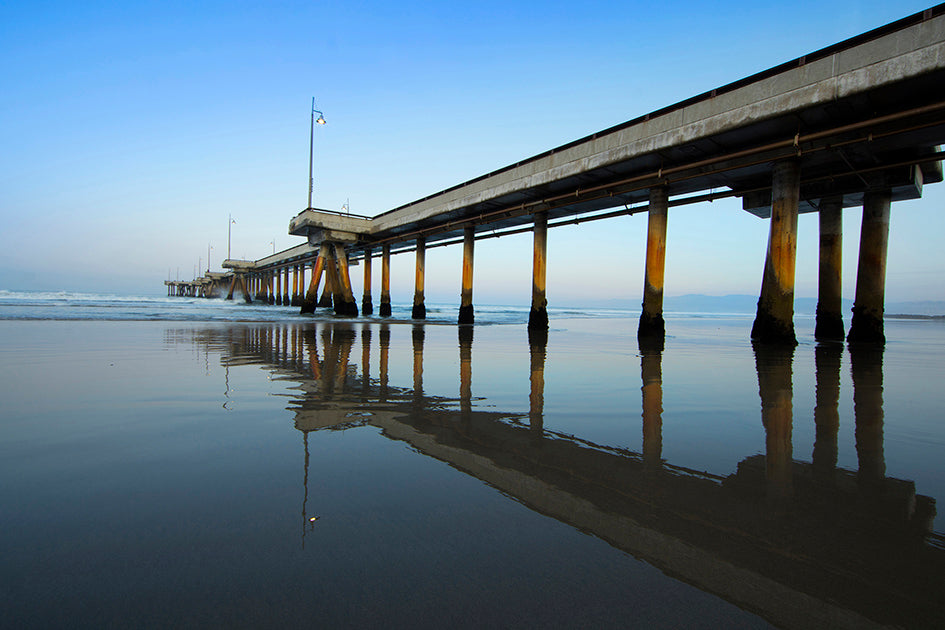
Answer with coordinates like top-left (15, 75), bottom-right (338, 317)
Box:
top-left (308, 97), bottom-right (326, 210)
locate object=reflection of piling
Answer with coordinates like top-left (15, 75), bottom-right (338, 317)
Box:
top-left (528, 327), bottom-right (547, 435)
top-left (851, 343), bottom-right (886, 487)
top-left (412, 325), bottom-right (424, 400)
top-left (361, 327), bottom-right (371, 396)
top-left (379, 325), bottom-right (390, 401)
top-left (334, 326), bottom-right (355, 393)
top-left (753, 341), bottom-right (796, 504)
top-left (304, 327), bottom-right (321, 380)
top-left (459, 326), bottom-right (473, 413)
top-left (813, 343), bottom-right (842, 480)
top-left (639, 338), bottom-right (664, 469)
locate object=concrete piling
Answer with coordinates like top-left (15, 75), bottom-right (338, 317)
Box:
top-left (815, 196), bottom-right (845, 341)
top-left (848, 191), bottom-right (891, 344)
top-left (528, 212), bottom-right (549, 331)
top-left (283, 267), bottom-right (291, 306)
top-left (752, 160), bottom-right (800, 345)
top-left (459, 225), bottom-right (475, 325)
top-left (301, 244), bottom-right (329, 313)
top-left (380, 244), bottom-right (392, 317)
top-left (332, 243), bottom-right (359, 317)
top-left (639, 186), bottom-right (669, 341)
top-left (362, 248), bottom-right (373, 316)
top-left (412, 237), bottom-right (426, 320)
top-left (319, 250), bottom-right (335, 309)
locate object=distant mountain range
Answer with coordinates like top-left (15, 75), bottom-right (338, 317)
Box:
top-left (589, 294), bottom-right (945, 317)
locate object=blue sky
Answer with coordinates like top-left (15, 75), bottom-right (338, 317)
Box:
top-left (1, 0), bottom-right (942, 304)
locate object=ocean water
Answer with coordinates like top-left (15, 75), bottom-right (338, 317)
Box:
top-left (1, 292), bottom-right (944, 628)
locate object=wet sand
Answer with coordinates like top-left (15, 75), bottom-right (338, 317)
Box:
top-left (2, 316), bottom-right (945, 628)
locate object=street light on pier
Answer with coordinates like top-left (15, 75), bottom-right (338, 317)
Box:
top-left (228, 215), bottom-right (236, 261)
top-left (308, 97), bottom-right (326, 210)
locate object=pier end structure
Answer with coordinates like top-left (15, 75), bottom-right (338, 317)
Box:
top-left (286, 7), bottom-right (945, 340)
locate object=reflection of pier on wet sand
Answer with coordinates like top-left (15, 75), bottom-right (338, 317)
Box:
top-left (185, 322), bottom-right (943, 629)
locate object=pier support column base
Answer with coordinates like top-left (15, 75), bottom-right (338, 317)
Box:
top-left (362, 298), bottom-right (374, 316)
top-left (300, 299), bottom-right (316, 314)
top-left (637, 312), bottom-right (665, 341)
top-left (380, 300), bottom-right (392, 317)
top-left (412, 303), bottom-right (426, 320)
top-left (848, 306), bottom-right (885, 344)
top-left (528, 307), bottom-right (548, 331)
top-left (334, 300), bottom-right (359, 317)
top-left (814, 306), bottom-right (845, 341)
top-left (458, 304), bottom-right (474, 325)
top-left (751, 306), bottom-right (798, 346)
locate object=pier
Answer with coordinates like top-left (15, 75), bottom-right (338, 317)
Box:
top-left (171, 6), bottom-right (945, 345)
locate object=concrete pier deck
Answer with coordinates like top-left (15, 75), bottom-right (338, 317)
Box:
top-left (289, 7), bottom-right (945, 250)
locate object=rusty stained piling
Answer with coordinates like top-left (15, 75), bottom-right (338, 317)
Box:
top-left (283, 267), bottom-right (291, 306)
top-left (318, 249), bottom-right (336, 309)
top-left (301, 244), bottom-right (329, 314)
top-left (528, 212), bottom-right (549, 331)
top-left (362, 248), bottom-right (374, 316)
top-left (291, 265), bottom-right (300, 306)
top-left (459, 225), bottom-right (475, 325)
top-left (848, 191), bottom-right (892, 344)
top-left (380, 244), bottom-right (392, 317)
top-left (816, 196), bottom-right (845, 340)
top-left (639, 186), bottom-right (669, 341)
top-left (412, 236), bottom-right (426, 320)
top-left (752, 160), bottom-right (801, 345)
top-left (332, 243), bottom-right (359, 317)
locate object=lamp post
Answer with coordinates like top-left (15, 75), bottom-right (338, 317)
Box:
top-left (208, 243), bottom-right (212, 273)
top-left (228, 215), bottom-right (236, 260)
top-left (308, 97), bottom-right (326, 209)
